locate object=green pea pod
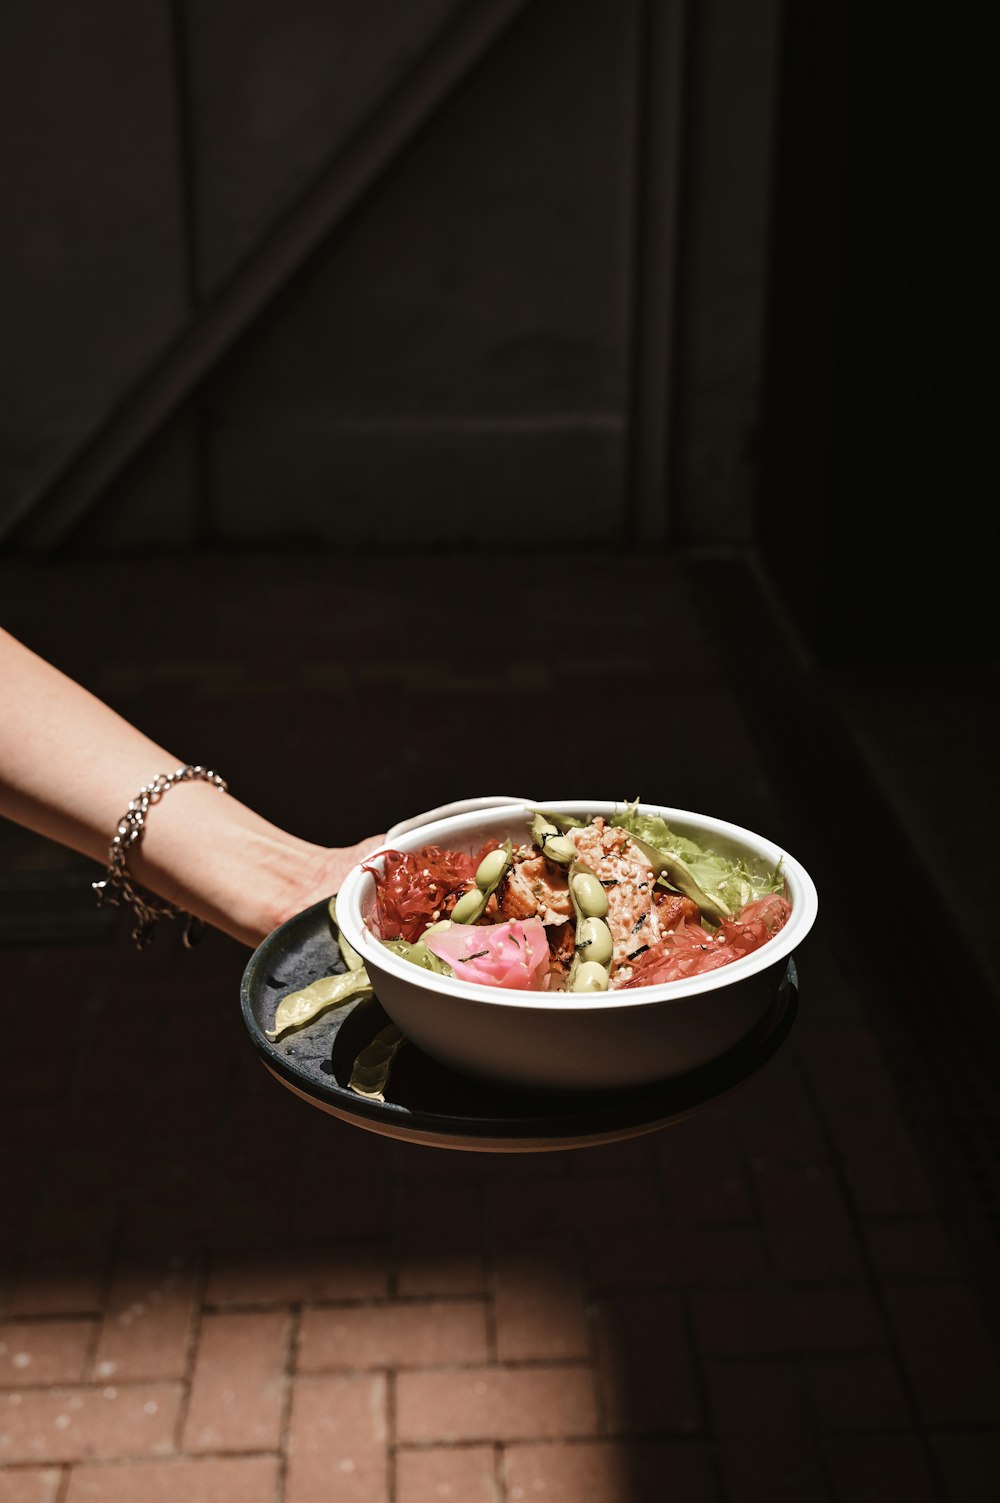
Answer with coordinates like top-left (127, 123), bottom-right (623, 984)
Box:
top-left (529, 814), bottom-right (576, 866)
top-left (383, 937), bottom-right (453, 977)
top-left (328, 895), bottom-right (364, 971)
top-left (527, 807), bottom-right (586, 832)
top-left (348, 1024), bottom-right (408, 1100)
top-left (265, 967), bottom-right (373, 1040)
top-left (444, 838), bottom-right (513, 927)
top-left (627, 832), bottom-right (731, 922)
top-left (566, 860), bottom-right (613, 993)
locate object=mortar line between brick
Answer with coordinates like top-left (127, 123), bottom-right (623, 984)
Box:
top-left (173, 1248), bottom-right (209, 1452)
top-left (575, 1223), bottom-right (608, 1442)
top-left (172, 1016), bottom-right (250, 1452)
top-left (387, 1368), bottom-right (398, 1503)
top-left (53, 1461), bottom-right (71, 1503)
top-left (0, 1379), bottom-right (187, 1400)
top-left (0, 1313), bottom-right (98, 1327)
top-left (404, 1429), bottom-right (722, 1452)
top-left (718, 1102), bottom-right (783, 1500)
top-left (400, 1429), bottom-right (614, 1450)
top-left (733, 1094), bottom-right (782, 1290)
top-left (387, 1148), bottom-right (401, 1302)
top-left (476, 1168), bottom-right (491, 1358)
top-left (275, 1304), bottom-right (301, 1503)
top-left (203, 1291), bottom-right (492, 1315)
top-left (491, 1439), bottom-right (505, 1503)
top-left (728, 1083), bottom-right (838, 1502)
top-left (43, 1449), bottom-right (281, 1472)
top-left (294, 1356), bottom-right (602, 1381)
top-left (797, 1066), bottom-right (952, 1501)
top-left (483, 1234), bottom-right (498, 1368)
top-left (392, 1437), bottom-right (532, 1453)
top-left (678, 1284), bottom-right (730, 1502)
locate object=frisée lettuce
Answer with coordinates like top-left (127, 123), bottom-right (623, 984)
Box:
top-left (611, 799), bottom-right (784, 917)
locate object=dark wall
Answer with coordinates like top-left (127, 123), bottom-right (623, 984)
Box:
top-left (182, 0), bottom-right (639, 552)
top-left (0, 0), bottom-right (782, 558)
top-left (0, 3), bottom-right (187, 521)
top-left (758, 0), bottom-right (998, 665)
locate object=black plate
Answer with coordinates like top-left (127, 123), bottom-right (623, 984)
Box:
top-left (241, 900), bottom-right (799, 1151)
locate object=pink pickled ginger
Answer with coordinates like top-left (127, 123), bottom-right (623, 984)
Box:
top-left (425, 918), bottom-right (550, 990)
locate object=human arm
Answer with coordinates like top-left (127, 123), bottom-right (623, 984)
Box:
top-left (0, 628), bottom-right (385, 949)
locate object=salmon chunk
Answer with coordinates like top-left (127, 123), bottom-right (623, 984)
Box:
top-left (500, 846), bottom-right (573, 926)
top-left (569, 817), bottom-right (663, 980)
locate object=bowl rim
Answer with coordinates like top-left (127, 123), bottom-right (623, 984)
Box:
top-left (335, 799), bottom-right (819, 1013)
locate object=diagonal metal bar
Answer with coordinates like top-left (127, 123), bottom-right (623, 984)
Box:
top-left (4, 0), bottom-right (534, 552)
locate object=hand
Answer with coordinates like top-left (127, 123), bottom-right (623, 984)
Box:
top-left (311, 832), bottom-right (389, 903)
top-left (272, 832), bottom-right (387, 933)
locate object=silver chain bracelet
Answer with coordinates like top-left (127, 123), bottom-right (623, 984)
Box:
top-left (92, 765), bottom-right (229, 950)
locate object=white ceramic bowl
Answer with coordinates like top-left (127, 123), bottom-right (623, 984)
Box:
top-left (336, 799), bottom-right (819, 1093)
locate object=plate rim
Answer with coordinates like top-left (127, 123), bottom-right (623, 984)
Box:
top-left (241, 901), bottom-right (799, 1148)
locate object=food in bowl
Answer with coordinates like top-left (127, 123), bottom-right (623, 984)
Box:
top-left (332, 800), bottom-right (818, 1093)
top-left (366, 801), bottom-right (790, 995)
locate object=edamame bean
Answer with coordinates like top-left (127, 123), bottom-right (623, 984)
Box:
top-left (450, 888), bottom-right (486, 925)
top-left (436, 839), bottom-right (513, 932)
top-left (530, 814), bottom-right (577, 866)
top-left (570, 960), bottom-right (610, 992)
top-left (476, 847), bottom-right (509, 891)
top-left (571, 871), bottom-right (609, 919)
top-left (576, 916), bottom-right (613, 967)
top-left (541, 834), bottom-right (576, 864)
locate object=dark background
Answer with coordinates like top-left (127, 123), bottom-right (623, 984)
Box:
top-left (1, 0), bottom-right (995, 662)
top-left (1, 0), bottom-right (995, 981)
top-left (1, 4), bottom-right (999, 1495)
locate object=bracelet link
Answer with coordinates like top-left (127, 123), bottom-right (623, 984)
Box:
top-left (93, 765), bottom-right (229, 950)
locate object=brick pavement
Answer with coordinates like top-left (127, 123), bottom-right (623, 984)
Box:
top-left (3, 922), bottom-right (999, 1502)
top-left (2, 553), bottom-right (1000, 1500)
